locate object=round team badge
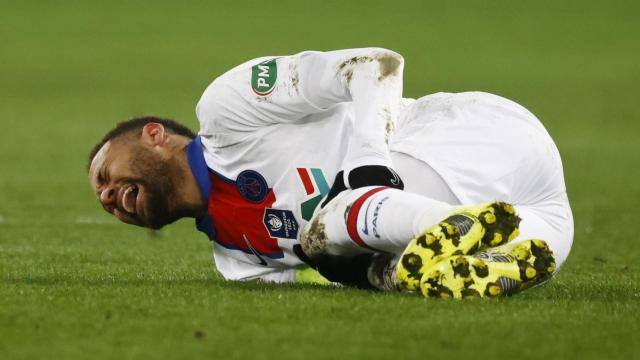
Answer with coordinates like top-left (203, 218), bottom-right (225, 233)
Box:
top-left (236, 170), bottom-right (269, 203)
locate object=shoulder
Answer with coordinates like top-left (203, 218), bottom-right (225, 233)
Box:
top-left (195, 56), bottom-right (280, 135)
top-left (196, 56), bottom-right (275, 111)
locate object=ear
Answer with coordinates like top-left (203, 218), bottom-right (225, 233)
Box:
top-left (141, 123), bottom-right (167, 146)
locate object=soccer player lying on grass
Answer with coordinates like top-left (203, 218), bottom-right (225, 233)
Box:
top-left (88, 48), bottom-right (574, 298)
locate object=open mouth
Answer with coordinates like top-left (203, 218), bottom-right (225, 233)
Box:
top-left (119, 184), bottom-right (139, 215)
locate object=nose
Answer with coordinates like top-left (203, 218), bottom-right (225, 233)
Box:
top-left (99, 185), bottom-right (117, 206)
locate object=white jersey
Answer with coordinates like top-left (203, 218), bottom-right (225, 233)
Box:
top-left (189, 48), bottom-right (573, 282)
top-left (191, 48), bottom-right (405, 282)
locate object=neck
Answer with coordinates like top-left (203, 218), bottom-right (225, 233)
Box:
top-left (172, 137), bottom-right (207, 219)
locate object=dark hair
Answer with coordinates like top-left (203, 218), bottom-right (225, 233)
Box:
top-left (87, 116), bottom-right (197, 170)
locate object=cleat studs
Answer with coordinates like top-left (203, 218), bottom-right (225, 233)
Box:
top-left (482, 212), bottom-right (497, 225)
top-left (407, 272), bottom-right (421, 280)
top-left (512, 247), bottom-right (530, 261)
top-left (401, 253), bottom-right (423, 273)
top-left (503, 204), bottom-right (515, 214)
top-left (426, 234), bottom-right (436, 245)
top-left (424, 269), bottom-right (441, 281)
top-left (516, 258), bottom-right (539, 281)
top-left (445, 224), bottom-right (456, 235)
top-left (533, 240), bottom-right (550, 253)
top-left (461, 288), bottom-right (481, 298)
top-left (492, 233), bottom-right (503, 246)
top-left (406, 201), bottom-right (530, 300)
top-left (486, 284), bottom-right (502, 297)
top-left (529, 240), bottom-right (554, 259)
top-left (451, 257), bottom-right (471, 277)
top-left (416, 234), bottom-right (427, 247)
top-left (472, 262), bottom-right (489, 278)
top-left (532, 239), bottom-right (546, 249)
top-left (525, 267), bottom-right (537, 279)
top-left (440, 286), bottom-right (454, 298)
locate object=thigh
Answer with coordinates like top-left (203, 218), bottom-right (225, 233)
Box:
top-left (392, 91), bottom-right (564, 205)
top-left (393, 92), bottom-right (574, 266)
top-left (391, 152), bottom-right (460, 205)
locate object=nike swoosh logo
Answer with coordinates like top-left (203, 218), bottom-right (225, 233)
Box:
top-left (243, 234), bottom-right (268, 266)
top-left (389, 167), bottom-right (400, 186)
top-left (361, 200), bottom-right (373, 235)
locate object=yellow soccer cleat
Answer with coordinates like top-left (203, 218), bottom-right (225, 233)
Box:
top-left (396, 202), bottom-right (521, 292)
top-left (420, 239), bottom-right (556, 299)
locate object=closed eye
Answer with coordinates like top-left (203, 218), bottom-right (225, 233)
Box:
top-left (94, 168), bottom-right (108, 197)
top-left (98, 168), bottom-right (110, 185)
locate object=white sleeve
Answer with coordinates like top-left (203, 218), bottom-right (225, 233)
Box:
top-left (196, 48), bottom-right (404, 171)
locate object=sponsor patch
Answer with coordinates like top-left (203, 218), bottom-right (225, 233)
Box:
top-left (251, 58), bottom-right (278, 96)
top-left (236, 170), bottom-right (269, 203)
top-left (263, 208), bottom-right (299, 239)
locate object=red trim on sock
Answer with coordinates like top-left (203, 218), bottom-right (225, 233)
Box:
top-left (347, 187), bottom-right (388, 249)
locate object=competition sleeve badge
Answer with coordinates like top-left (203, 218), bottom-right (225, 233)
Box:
top-left (251, 58), bottom-right (278, 96)
top-left (263, 209), bottom-right (299, 239)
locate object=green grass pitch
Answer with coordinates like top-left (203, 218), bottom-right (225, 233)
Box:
top-left (1, 1), bottom-right (639, 359)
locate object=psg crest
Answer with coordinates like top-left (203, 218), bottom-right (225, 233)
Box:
top-left (236, 170), bottom-right (269, 203)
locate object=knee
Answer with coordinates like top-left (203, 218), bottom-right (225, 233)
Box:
top-left (299, 212), bottom-right (329, 259)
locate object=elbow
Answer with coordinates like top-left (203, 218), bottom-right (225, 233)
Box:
top-left (337, 48), bottom-right (404, 85)
top-left (361, 48), bottom-right (404, 80)
top-left (374, 49), bottom-right (404, 79)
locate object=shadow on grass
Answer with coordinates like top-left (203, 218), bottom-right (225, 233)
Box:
top-left (2, 275), bottom-right (215, 288)
top-left (5, 274), bottom-right (635, 302)
top-left (1, 274), bottom-right (354, 294)
top-left (515, 281), bottom-right (639, 303)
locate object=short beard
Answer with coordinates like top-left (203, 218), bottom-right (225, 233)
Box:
top-left (129, 145), bottom-right (184, 229)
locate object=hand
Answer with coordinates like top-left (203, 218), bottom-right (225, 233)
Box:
top-left (293, 244), bottom-right (375, 289)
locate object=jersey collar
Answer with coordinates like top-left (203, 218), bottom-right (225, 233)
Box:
top-left (187, 135), bottom-right (211, 200)
top-left (186, 135), bottom-right (216, 240)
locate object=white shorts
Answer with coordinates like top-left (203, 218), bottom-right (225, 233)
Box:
top-left (391, 92), bottom-right (574, 268)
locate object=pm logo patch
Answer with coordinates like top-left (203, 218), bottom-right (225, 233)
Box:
top-left (236, 170), bottom-right (269, 203)
top-left (251, 58), bottom-right (278, 96)
top-left (263, 209), bottom-right (299, 239)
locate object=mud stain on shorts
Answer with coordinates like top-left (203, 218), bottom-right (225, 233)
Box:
top-left (381, 107), bottom-right (395, 144)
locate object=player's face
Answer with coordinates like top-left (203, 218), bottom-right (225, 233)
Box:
top-left (89, 140), bottom-right (181, 229)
